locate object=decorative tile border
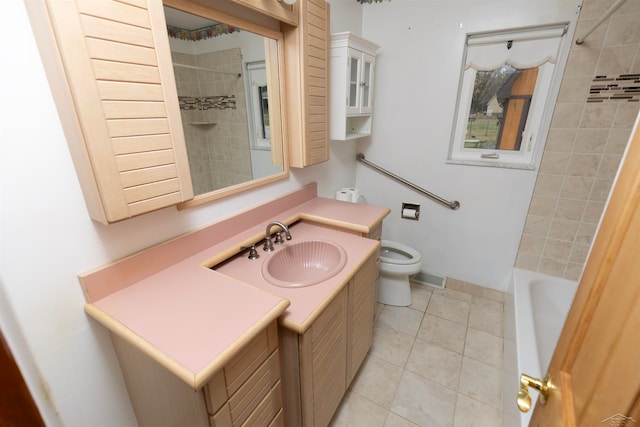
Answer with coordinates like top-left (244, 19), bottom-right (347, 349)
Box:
top-left (178, 95), bottom-right (236, 111)
top-left (588, 74), bottom-right (640, 103)
top-left (357, 0), bottom-right (389, 3)
top-left (167, 24), bottom-right (239, 41)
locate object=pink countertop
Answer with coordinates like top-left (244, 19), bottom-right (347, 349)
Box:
top-left (80, 183), bottom-right (390, 389)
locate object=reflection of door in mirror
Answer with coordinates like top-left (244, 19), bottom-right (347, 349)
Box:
top-left (466, 65), bottom-right (538, 151)
top-left (164, 6), bottom-right (283, 196)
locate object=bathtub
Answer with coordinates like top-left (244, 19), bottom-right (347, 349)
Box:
top-left (503, 268), bottom-right (578, 427)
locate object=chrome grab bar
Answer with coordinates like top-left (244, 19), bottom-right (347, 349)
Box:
top-left (356, 153), bottom-right (460, 210)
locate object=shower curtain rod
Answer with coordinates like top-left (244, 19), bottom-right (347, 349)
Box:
top-left (356, 153), bottom-right (461, 210)
top-left (575, 0), bottom-right (628, 45)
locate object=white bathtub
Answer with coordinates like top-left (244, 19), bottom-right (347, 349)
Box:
top-left (503, 268), bottom-right (578, 427)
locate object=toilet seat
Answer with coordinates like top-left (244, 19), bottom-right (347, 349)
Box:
top-left (380, 240), bottom-right (421, 265)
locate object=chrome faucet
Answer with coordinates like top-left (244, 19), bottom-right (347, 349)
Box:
top-left (263, 221), bottom-right (292, 252)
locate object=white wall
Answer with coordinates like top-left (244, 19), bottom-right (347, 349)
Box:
top-left (357, 0), bottom-right (581, 290)
top-left (0, 1), bottom-right (360, 425)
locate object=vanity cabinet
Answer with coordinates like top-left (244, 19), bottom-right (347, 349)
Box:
top-left (330, 32), bottom-right (380, 141)
top-left (283, 0), bottom-right (331, 167)
top-left (34, 0), bottom-right (193, 224)
top-left (279, 251), bottom-right (379, 426)
top-left (111, 321), bottom-right (284, 427)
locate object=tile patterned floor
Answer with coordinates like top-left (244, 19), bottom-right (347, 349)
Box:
top-left (330, 279), bottom-right (506, 427)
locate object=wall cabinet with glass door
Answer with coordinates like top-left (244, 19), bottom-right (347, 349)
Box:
top-left (330, 32), bottom-right (379, 141)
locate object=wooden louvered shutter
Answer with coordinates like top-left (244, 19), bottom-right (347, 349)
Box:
top-left (284, 0), bottom-right (329, 167)
top-left (42, 0), bottom-right (193, 223)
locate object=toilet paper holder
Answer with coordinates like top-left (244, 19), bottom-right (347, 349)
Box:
top-left (401, 203), bottom-right (420, 220)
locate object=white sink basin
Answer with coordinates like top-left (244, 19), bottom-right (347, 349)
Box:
top-left (261, 240), bottom-right (347, 288)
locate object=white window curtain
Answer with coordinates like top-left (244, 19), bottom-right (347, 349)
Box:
top-left (465, 24), bottom-right (568, 71)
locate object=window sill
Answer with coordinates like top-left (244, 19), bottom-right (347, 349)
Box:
top-left (446, 158), bottom-right (536, 170)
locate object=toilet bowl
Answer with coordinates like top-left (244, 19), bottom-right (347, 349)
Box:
top-left (378, 240), bottom-right (422, 306)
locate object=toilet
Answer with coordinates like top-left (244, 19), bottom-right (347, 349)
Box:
top-left (378, 240), bottom-right (422, 306)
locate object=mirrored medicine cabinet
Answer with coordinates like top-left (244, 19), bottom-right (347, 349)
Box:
top-left (164, 1), bottom-right (289, 209)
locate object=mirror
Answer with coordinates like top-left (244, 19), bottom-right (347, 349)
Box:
top-left (164, 3), bottom-right (287, 206)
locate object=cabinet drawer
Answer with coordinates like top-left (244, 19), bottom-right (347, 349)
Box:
top-left (212, 382), bottom-right (283, 427)
top-left (241, 382), bottom-right (283, 427)
top-left (204, 322), bottom-right (279, 414)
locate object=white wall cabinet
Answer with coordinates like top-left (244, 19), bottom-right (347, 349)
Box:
top-left (330, 32), bottom-right (380, 141)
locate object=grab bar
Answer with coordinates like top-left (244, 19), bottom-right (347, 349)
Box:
top-left (356, 153), bottom-right (461, 210)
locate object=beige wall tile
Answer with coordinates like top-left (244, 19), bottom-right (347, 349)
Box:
top-left (557, 76), bottom-right (592, 103)
top-left (554, 198), bottom-right (587, 221)
top-left (590, 178), bottom-right (614, 201)
top-left (573, 129), bottom-right (609, 153)
top-left (566, 153), bottom-right (601, 177)
top-left (551, 103), bottom-right (584, 128)
top-left (583, 200), bottom-right (606, 223)
top-left (564, 47), bottom-right (600, 77)
top-left (548, 218), bottom-right (580, 241)
top-left (545, 128), bottom-right (576, 152)
top-left (529, 195), bottom-right (558, 216)
top-left (604, 13), bottom-right (640, 47)
top-left (534, 174), bottom-right (564, 196)
top-left (539, 151), bottom-right (571, 175)
top-left (580, 103), bottom-right (618, 128)
top-left (597, 154), bottom-right (623, 179)
top-left (576, 222), bottom-right (598, 245)
top-left (539, 257), bottom-right (567, 277)
top-left (606, 129), bottom-right (634, 154)
top-left (614, 102), bottom-right (640, 129)
top-left (564, 262), bottom-right (585, 281)
top-left (518, 234), bottom-right (545, 256)
top-left (560, 176), bottom-right (594, 199)
top-left (543, 239), bottom-right (574, 261)
top-left (569, 243), bottom-right (591, 264)
top-left (515, 252), bottom-right (540, 270)
top-left (596, 45), bottom-right (637, 75)
top-left (523, 214), bottom-right (552, 237)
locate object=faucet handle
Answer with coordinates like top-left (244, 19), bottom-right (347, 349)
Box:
top-left (240, 244), bottom-right (260, 260)
top-left (274, 231), bottom-right (284, 244)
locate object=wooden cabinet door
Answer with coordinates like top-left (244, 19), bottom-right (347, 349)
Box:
top-left (35, 0), bottom-right (193, 223)
top-left (347, 253), bottom-right (378, 385)
top-left (528, 123), bottom-right (640, 425)
top-left (283, 0), bottom-right (330, 168)
top-left (299, 287), bottom-right (348, 427)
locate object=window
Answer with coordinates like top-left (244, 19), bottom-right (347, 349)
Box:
top-left (449, 24), bottom-right (569, 169)
top-left (246, 61), bottom-right (271, 149)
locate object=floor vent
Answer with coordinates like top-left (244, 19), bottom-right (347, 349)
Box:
top-left (410, 271), bottom-right (447, 290)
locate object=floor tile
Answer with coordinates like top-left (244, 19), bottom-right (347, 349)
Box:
top-left (384, 411), bottom-right (420, 426)
top-left (426, 294), bottom-right (471, 326)
top-left (335, 281), bottom-right (505, 426)
top-left (471, 294), bottom-right (504, 312)
top-left (370, 326), bottom-right (416, 368)
top-left (391, 371), bottom-right (457, 427)
top-left (330, 391), bottom-right (389, 427)
top-left (377, 305), bottom-right (425, 337)
top-left (458, 356), bottom-right (503, 410)
top-left (409, 283), bottom-right (432, 312)
top-left (406, 339), bottom-right (462, 389)
top-left (464, 328), bottom-right (503, 368)
top-left (351, 354), bottom-right (404, 408)
top-left (433, 287), bottom-right (473, 303)
top-left (468, 305), bottom-right (504, 337)
top-left (417, 314), bottom-right (467, 354)
top-left (453, 394), bottom-right (503, 427)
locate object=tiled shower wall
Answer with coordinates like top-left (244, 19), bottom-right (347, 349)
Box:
top-left (516, 0), bottom-right (640, 280)
top-left (172, 48), bottom-right (252, 195)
